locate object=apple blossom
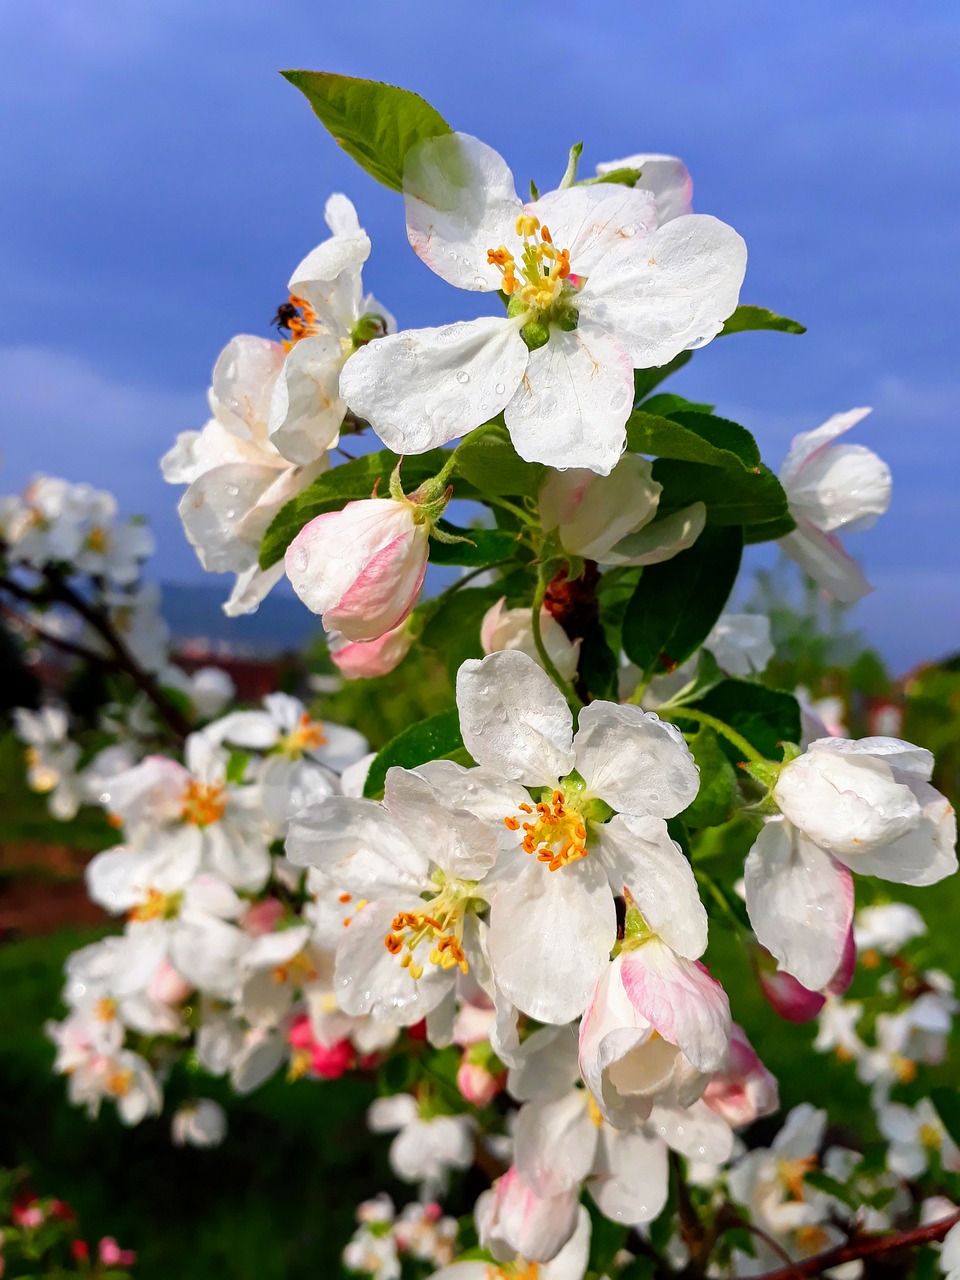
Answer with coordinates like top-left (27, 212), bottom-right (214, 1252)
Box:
top-left (285, 497), bottom-right (430, 641)
top-left (854, 901), bottom-right (927, 955)
top-left (171, 1099), bottom-right (227, 1148)
top-left (595, 153), bottom-right (693, 224)
top-left (480, 596), bottom-right (580, 681)
top-left (436, 1204), bottom-right (590, 1280)
top-left (578, 939), bottom-right (731, 1127)
top-left (702, 1023), bottom-right (779, 1127)
top-left (367, 1094), bottom-right (474, 1198)
top-left (704, 612), bottom-right (774, 676)
top-left (329, 620), bottom-right (416, 679)
top-left (450, 649), bottom-right (704, 1024)
top-left (778, 407), bottom-right (892, 603)
top-left (477, 1166), bottom-right (580, 1264)
top-left (340, 132), bottom-right (745, 474)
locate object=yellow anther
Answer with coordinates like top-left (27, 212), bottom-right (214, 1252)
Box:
top-left (129, 887), bottom-right (181, 923)
top-left (107, 1069), bottom-right (134, 1098)
top-left (919, 1122), bottom-right (942, 1149)
top-left (516, 213), bottom-right (540, 237)
top-left (86, 525), bottom-right (110, 553)
top-left (383, 892), bottom-right (471, 976)
top-left (288, 1048), bottom-right (312, 1081)
top-left (587, 1095), bottom-right (604, 1129)
top-left (95, 997), bottom-right (117, 1022)
top-left (507, 789), bottom-right (589, 872)
top-left (180, 779), bottom-right (226, 827)
top-left (278, 712), bottom-right (327, 758)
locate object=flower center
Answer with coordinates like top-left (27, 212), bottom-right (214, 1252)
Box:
top-left (919, 1121), bottom-right (942, 1148)
top-left (180, 779), bottom-right (227, 827)
top-left (278, 713), bottom-right (328, 758)
top-left (85, 525), bottom-right (110, 554)
top-left (272, 951), bottom-right (318, 986)
top-left (504, 789), bottom-right (588, 872)
top-left (383, 880), bottom-right (475, 980)
top-left (95, 997), bottom-right (117, 1022)
top-left (106, 1068), bottom-right (134, 1098)
top-left (485, 1263), bottom-right (540, 1280)
top-left (778, 1154), bottom-right (817, 1202)
top-left (488, 215), bottom-right (572, 313)
top-left (272, 294), bottom-right (320, 349)
top-left (128, 887), bottom-right (182, 923)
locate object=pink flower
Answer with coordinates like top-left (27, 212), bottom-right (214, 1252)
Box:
top-left (147, 961), bottom-right (192, 1005)
top-left (703, 1023), bottom-right (779, 1127)
top-left (99, 1237), bottom-right (136, 1266)
top-left (287, 1013), bottom-right (314, 1050)
top-left (242, 897), bottom-right (286, 937)
top-left (13, 1203), bottom-right (44, 1229)
top-left (285, 498), bottom-right (429, 641)
top-left (579, 940), bottom-right (732, 1127)
top-left (330, 621), bottom-right (415, 679)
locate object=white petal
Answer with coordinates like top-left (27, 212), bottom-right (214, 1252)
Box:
top-left (285, 797), bottom-right (430, 895)
top-left (574, 700), bottom-right (700, 818)
top-left (335, 899), bottom-right (450, 1024)
top-left (780, 407), bottom-right (874, 486)
top-left (504, 324), bottom-right (634, 476)
top-left (830, 781), bottom-right (957, 886)
top-left (403, 131), bottom-right (522, 290)
top-left (787, 443), bottom-right (891, 534)
top-left (178, 463), bottom-right (281, 572)
top-left (539, 453), bottom-right (662, 561)
top-left (745, 818), bottom-right (854, 990)
top-left (528, 184), bottom-right (659, 276)
top-left (597, 814), bottom-right (707, 959)
top-left (268, 334), bottom-right (345, 465)
top-left (515, 1091), bottom-right (597, 1197)
top-left (647, 1099), bottom-right (734, 1163)
top-left (604, 503), bottom-right (706, 566)
top-left (779, 522), bottom-right (872, 604)
top-left (488, 856), bottom-right (615, 1024)
top-left (581, 213), bottom-right (746, 367)
top-left (383, 767), bottom-right (498, 880)
top-left (506, 1023), bottom-right (581, 1102)
top-left (223, 561), bottom-right (286, 617)
top-left (596, 153), bottom-right (693, 224)
top-left (339, 317), bottom-right (528, 455)
top-left (211, 335), bottom-right (286, 433)
top-left (368, 1092), bottom-right (418, 1132)
top-left (456, 651), bottom-right (575, 787)
top-left (589, 1126), bottom-right (669, 1224)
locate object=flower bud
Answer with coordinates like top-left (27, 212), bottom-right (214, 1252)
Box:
top-left (480, 597), bottom-right (579, 682)
top-left (539, 453), bottom-right (662, 561)
top-left (757, 963), bottom-right (825, 1024)
top-left (285, 498), bottom-right (429, 642)
top-left (703, 1023), bottom-right (779, 1127)
top-left (311, 1038), bottom-right (355, 1080)
top-left (457, 1056), bottom-right (502, 1107)
top-left (330, 620), bottom-right (415, 679)
top-left (477, 1166), bottom-right (579, 1263)
top-left (147, 961), bottom-right (192, 1006)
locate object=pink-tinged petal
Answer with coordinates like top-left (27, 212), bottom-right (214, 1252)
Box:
top-left (581, 214), bottom-right (746, 367)
top-left (478, 1167), bottom-right (580, 1264)
top-left (539, 453), bottom-right (662, 561)
top-left (603, 502), bottom-right (706, 567)
top-left (778, 522), bottom-right (873, 604)
top-left (826, 924), bottom-right (857, 996)
top-left (619, 943), bottom-right (731, 1072)
top-left (339, 317), bottom-right (528, 455)
top-left (528, 184), bottom-right (659, 276)
top-left (404, 132), bottom-right (522, 291)
top-left (456, 650), bottom-right (575, 787)
top-left (779, 407), bottom-right (873, 489)
top-left (285, 499), bottom-right (429, 642)
top-left (702, 1024), bottom-right (779, 1127)
top-left (744, 818), bottom-right (855, 991)
top-left (505, 324), bottom-right (634, 475)
top-left (786, 443), bottom-right (891, 534)
top-left (595, 153), bottom-right (693, 224)
top-left (329, 623), bottom-right (414, 679)
top-left (757, 960), bottom-right (825, 1024)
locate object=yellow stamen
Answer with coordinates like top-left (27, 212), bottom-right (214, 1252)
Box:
top-left (128, 887), bottom-right (181, 923)
top-left (280, 293), bottom-right (320, 349)
top-left (504, 789), bottom-right (588, 872)
top-left (107, 1069), bottom-right (134, 1098)
top-left (486, 218), bottom-right (573, 314)
top-left (278, 712), bottom-right (328, 758)
top-left (180, 779), bottom-right (226, 827)
top-left (95, 997), bottom-right (117, 1022)
top-left (587, 1095), bottom-right (604, 1129)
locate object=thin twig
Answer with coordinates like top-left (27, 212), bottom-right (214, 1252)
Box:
top-left (749, 1209), bottom-right (960, 1280)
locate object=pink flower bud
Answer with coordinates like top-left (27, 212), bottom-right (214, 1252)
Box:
top-left (457, 1057), bottom-right (502, 1107)
top-left (477, 1167), bottom-right (580, 1264)
top-left (285, 499), bottom-right (429, 642)
top-left (703, 1023), bottom-right (779, 1127)
top-left (242, 897), bottom-right (286, 937)
top-left (99, 1237), bottom-right (136, 1266)
top-left (310, 1038), bottom-right (354, 1080)
top-left (147, 961), bottom-right (192, 1006)
top-left (287, 1013), bottom-right (313, 1051)
top-left (480, 597), bottom-right (579, 682)
top-left (330, 620), bottom-right (414, 679)
top-left (758, 965), bottom-right (826, 1023)
top-left (825, 924), bottom-right (857, 996)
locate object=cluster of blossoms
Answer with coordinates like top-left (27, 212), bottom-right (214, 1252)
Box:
top-left (0, 1171), bottom-right (135, 1278)
top-left (8, 73), bottom-right (958, 1280)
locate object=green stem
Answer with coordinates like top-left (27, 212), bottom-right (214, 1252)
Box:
top-left (659, 704), bottom-right (766, 765)
top-left (626, 668), bottom-right (654, 706)
top-left (532, 573), bottom-right (582, 711)
top-left (483, 494), bottom-right (533, 523)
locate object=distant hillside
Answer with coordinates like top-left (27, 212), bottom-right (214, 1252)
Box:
top-left (160, 581), bottom-right (323, 654)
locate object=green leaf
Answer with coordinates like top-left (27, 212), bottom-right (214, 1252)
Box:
top-left (363, 708), bottom-right (467, 798)
top-left (681, 680), bottom-right (801, 760)
top-left (578, 623), bottom-right (620, 700)
top-left (653, 459), bottom-right (790, 527)
top-left (428, 522), bottom-right (522, 567)
top-left (626, 409), bottom-right (760, 469)
top-left (633, 351), bottom-right (692, 403)
top-left (579, 166), bottom-right (642, 188)
top-left (281, 71), bottom-right (451, 192)
top-left (639, 392), bottom-right (715, 416)
top-left (259, 449), bottom-right (455, 568)
top-left (682, 728), bottom-right (740, 828)
top-left (622, 526), bottom-right (743, 673)
top-left (421, 585), bottom-right (504, 681)
top-left (743, 511), bottom-right (797, 544)
top-left (453, 423), bottom-right (545, 496)
top-left (586, 1199), bottom-right (628, 1274)
top-left (931, 1088), bottom-right (960, 1147)
top-left (719, 305), bottom-right (806, 336)
top-left (805, 1171), bottom-right (859, 1210)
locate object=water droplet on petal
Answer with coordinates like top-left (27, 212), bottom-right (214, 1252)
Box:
top-left (456, 371), bottom-right (470, 384)
top-left (495, 382), bottom-right (506, 395)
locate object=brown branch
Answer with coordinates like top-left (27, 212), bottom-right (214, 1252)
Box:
top-left (0, 571), bottom-right (191, 739)
top-left (750, 1209), bottom-right (960, 1280)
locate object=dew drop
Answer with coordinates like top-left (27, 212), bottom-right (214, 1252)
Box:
top-left (373, 341), bottom-right (383, 351)
top-left (474, 275), bottom-right (486, 288)
top-left (224, 509), bottom-right (236, 519)
top-left (456, 371), bottom-right (471, 384)
top-left (495, 382), bottom-right (506, 395)
top-left (226, 484), bottom-right (240, 497)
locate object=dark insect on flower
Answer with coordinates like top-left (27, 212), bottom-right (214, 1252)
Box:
top-left (271, 301), bottom-right (301, 333)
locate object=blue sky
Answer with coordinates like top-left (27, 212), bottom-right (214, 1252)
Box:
top-left (2, 1), bottom-right (958, 672)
